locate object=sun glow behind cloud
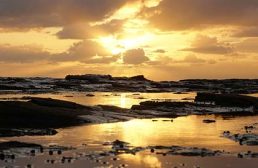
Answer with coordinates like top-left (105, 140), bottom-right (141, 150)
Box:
top-left (99, 32), bottom-right (155, 55)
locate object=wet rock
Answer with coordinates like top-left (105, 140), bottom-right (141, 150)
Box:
top-left (0, 141), bottom-right (43, 151)
top-left (244, 126), bottom-right (255, 133)
top-left (57, 150), bottom-right (62, 155)
top-left (49, 151), bottom-right (53, 155)
top-left (119, 164), bottom-right (128, 167)
top-left (26, 164), bottom-right (32, 168)
top-left (111, 140), bottom-right (130, 150)
top-left (40, 147), bottom-right (44, 153)
top-left (156, 152), bottom-right (167, 156)
top-left (10, 154), bottom-right (15, 160)
top-left (238, 153), bottom-right (243, 158)
top-left (237, 151), bottom-right (258, 158)
top-left (132, 93), bottom-right (140, 96)
top-left (102, 161), bottom-right (109, 165)
top-left (203, 119), bottom-right (216, 123)
top-left (223, 132), bottom-right (258, 146)
top-left (1, 75), bottom-right (258, 94)
top-left (30, 150), bottom-right (36, 156)
top-left (47, 145), bottom-right (74, 155)
top-left (64, 95), bottom-right (74, 98)
top-left (112, 157), bottom-right (119, 161)
top-left (99, 141), bottom-right (224, 159)
top-left (0, 97), bottom-right (93, 130)
top-left (0, 128), bottom-right (58, 137)
top-left (167, 146), bottom-right (221, 157)
top-left (86, 93), bottom-right (95, 97)
top-left (245, 126), bottom-right (254, 130)
top-left (0, 153), bottom-right (5, 160)
top-left (136, 97), bottom-right (146, 100)
top-left (223, 131), bottom-right (230, 135)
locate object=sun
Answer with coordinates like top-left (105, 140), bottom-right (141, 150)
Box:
top-left (98, 36), bottom-right (123, 55)
top-left (99, 33), bottom-right (154, 55)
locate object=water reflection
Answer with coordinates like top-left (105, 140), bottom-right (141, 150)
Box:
top-left (0, 92), bottom-right (196, 108)
top-left (4, 115), bottom-right (258, 153)
top-left (2, 115), bottom-right (258, 167)
top-left (120, 93), bottom-right (127, 108)
top-left (120, 154), bottom-right (162, 168)
top-left (1, 92), bottom-right (258, 167)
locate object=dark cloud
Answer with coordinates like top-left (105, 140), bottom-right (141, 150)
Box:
top-left (0, 0), bottom-right (129, 29)
top-left (147, 0), bottom-right (258, 30)
top-left (56, 23), bottom-right (95, 39)
top-left (52, 40), bottom-right (118, 63)
top-left (0, 40), bottom-right (118, 64)
top-left (0, 45), bottom-right (50, 63)
top-left (181, 35), bottom-right (233, 55)
top-left (56, 20), bottom-right (125, 39)
top-left (123, 48), bottom-right (149, 64)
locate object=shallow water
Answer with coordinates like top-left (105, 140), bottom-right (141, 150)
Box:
top-left (2, 115), bottom-right (258, 168)
top-left (3, 115), bottom-right (258, 152)
top-left (0, 91), bottom-right (196, 108)
top-left (1, 92), bottom-right (258, 167)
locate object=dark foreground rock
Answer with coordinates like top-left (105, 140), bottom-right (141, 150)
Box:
top-left (0, 128), bottom-right (57, 137)
top-left (223, 131), bottom-right (258, 146)
top-left (1, 94), bottom-right (258, 137)
top-left (0, 141), bottom-right (42, 151)
top-left (0, 97), bottom-right (93, 129)
top-left (131, 93), bottom-right (258, 116)
top-left (0, 97), bottom-right (96, 137)
top-left (203, 119), bottom-right (216, 123)
top-left (195, 93), bottom-right (258, 111)
top-left (92, 140), bottom-right (225, 158)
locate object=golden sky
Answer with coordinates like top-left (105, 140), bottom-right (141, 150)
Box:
top-left (0, 0), bottom-right (257, 80)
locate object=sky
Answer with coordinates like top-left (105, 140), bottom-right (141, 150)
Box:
top-left (0, 0), bottom-right (258, 80)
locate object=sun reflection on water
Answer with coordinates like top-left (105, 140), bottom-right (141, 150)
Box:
top-left (0, 92), bottom-right (196, 109)
top-left (120, 93), bottom-right (127, 108)
top-left (120, 154), bottom-right (162, 168)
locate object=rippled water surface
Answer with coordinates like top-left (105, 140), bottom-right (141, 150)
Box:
top-left (1, 92), bottom-right (258, 168)
top-left (0, 91), bottom-right (196, 108)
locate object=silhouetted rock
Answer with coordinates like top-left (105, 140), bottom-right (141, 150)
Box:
top-left (0, 128), bottom-right (57, 137)
top-left (195, 93), bottom-right (258, 111)
top-left (65, 74), bottom-right (112, 83)
top-left (129, 75), bottom-right (148, 81)
top-left (1, 75), bottom-right (258, 93)
top-left (0, 97), bottom-right (93, 129)
top-left (0, 141), bottom-right (42, 151)
top-left (203, 119), bottom-right (216, 123)
top-left (223, 132), bottom-right (258, 146)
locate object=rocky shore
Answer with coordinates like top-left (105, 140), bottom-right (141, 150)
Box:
top-left (2, 138), bottom-right (258, 167)
top-left (0, 74), bottom-right (258, 94)
top-left (0, 93), bottom-right (258, 138)
top-left (0, 97), bottom-right (94, 129)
